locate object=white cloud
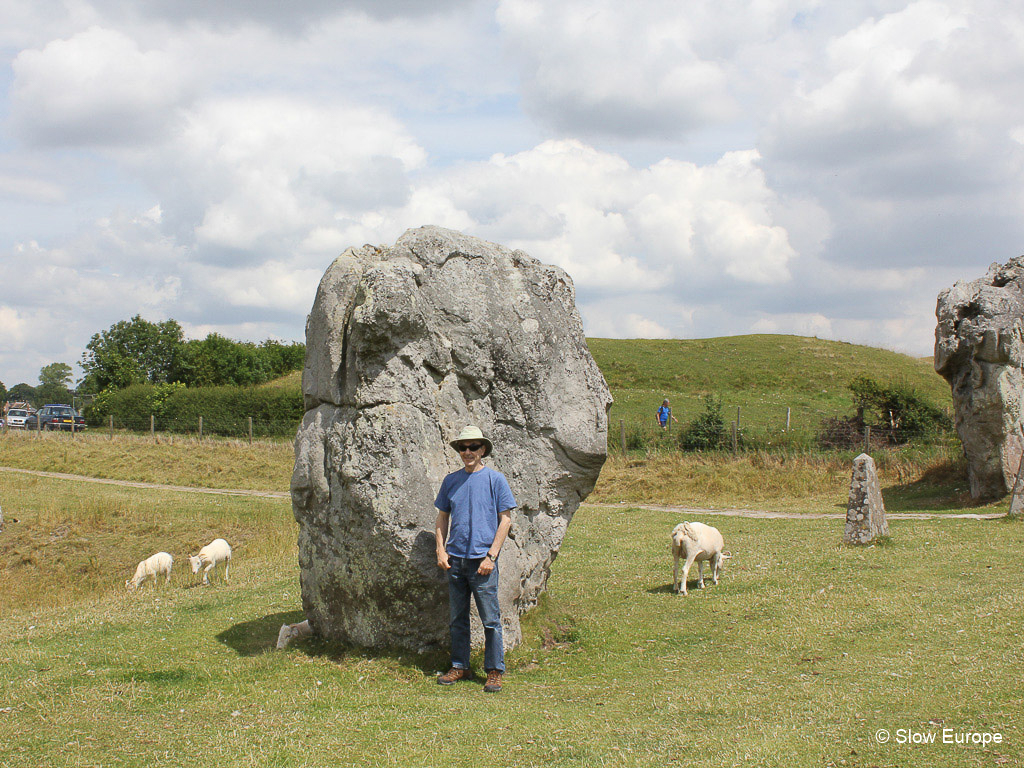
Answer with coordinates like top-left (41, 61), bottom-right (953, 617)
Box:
top-left (200, 262), bottom-right (324, 312)
top-left (584, 310), bottom-right (672, 339)
top-left (0, 173), bottom-right (66, 204)
top-left (402, 141), bottom-right (795, 294)
top-left (132, 95), bottom-right (428, 258)
top-left (11, 26), bottom-right (196, 146)
top-left (497, 0), bottom-right (738, 138)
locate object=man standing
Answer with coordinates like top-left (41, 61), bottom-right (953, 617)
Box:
top-left (434, 425), bottom-right (516, 693)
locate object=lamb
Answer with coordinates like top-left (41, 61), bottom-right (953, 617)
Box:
top-left (189, 538), bottom-right (232, 585)
top-left (276, 619), bottom-right (313, 650)
top-left (126, 552), bottom-right (173, 590)
top-left (671, 522), bottom-right (730, 596)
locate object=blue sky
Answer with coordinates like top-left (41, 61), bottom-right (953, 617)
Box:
top-left (2, 0), bottom-right (1023, 388)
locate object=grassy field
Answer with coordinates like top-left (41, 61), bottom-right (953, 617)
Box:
top-left (1, 465), bottom-right (1021, 768)
top-left (3, 335), bottom-right (1016, 766)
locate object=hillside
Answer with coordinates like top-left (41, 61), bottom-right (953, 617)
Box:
top-left (587, 334), bottom-right (950, 442)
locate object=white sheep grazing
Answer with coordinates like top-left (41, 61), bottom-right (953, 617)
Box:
top-left (189, 538), bottom-right (232, 585)
top-left (671, 522), bottom-right (730, 596)
top-left (126, 552), bottom-right (173, 590)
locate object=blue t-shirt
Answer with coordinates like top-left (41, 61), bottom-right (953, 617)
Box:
top-left (657, 405), bottom-right (671, 425)
top-left (435, 466), bottom-right (517, 559)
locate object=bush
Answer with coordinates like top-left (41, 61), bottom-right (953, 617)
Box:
top-left (849, 376), bottom-right (950, 444)
top-left (679, 395), bottom-right (727, 451)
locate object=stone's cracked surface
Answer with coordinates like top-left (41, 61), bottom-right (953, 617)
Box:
top-left (844, 453), bottom-right (889, 545)
top-left (935, 256), bottom-right (1024, 499)
top-left (291, 226), bottom-right (612, 653)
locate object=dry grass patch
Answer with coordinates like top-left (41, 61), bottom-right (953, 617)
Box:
top-left (590, 448), bottom-right (1003, 515)
top-left (0, 429), bottom-right (293, 491)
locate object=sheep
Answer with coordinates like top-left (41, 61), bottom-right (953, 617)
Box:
top-left (126, 552), bottom-right (173, 590)
top-left (671, 522), bottom-right (730, 596)
top-left (276, 619), bottom-right (313, 650)
top-left (189, 538), bottom-right (232, 585)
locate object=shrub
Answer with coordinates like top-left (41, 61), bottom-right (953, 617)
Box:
top-left (849, 376), bottom-right (950, 443)
top-left (816, 377), bottom-right (951, 449)
top-left (679, 394), bottom-right (727, 451)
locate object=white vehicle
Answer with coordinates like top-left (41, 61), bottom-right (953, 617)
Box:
top-left (6, 408), bottom-right (29, 428)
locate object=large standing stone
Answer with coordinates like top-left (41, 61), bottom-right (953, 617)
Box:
top-left (291, 226), bottom-right (612, 653)
top-left (844, 453), bottom-right (889, 545)
top-left (935, 257), bottom-right (1024, 499)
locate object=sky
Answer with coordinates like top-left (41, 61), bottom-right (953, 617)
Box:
top-left (2, 0), bottom-right (1023, 389)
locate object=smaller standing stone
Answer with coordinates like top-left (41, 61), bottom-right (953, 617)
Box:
top-left (1008, 453), bottom-right (1024, 517)
top-left (844, 453), bottom-right (889, 544)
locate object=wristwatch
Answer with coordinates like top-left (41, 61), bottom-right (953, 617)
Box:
top-left (486, 552), bottom-right (498, 563)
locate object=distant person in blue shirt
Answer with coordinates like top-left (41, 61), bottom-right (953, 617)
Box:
top-left (657, 399), bottom-right (678, 430)
top-left (434, 425), bottom-right (516, 693)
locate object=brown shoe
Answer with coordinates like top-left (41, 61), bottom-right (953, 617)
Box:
top-left (483, 670), bottom-right (503, 693)
top-left (438, 667), bottom-right (474, 685)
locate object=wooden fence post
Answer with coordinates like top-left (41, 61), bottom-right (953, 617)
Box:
top-left (199, 416), bottom-right (203, 442)
top-left (731, 421), bottom-right (738, 455)
top-left (150, 414), bottom-right (155, 439)
top-left (248, 416), bottom-right (253, 445)
top-left (786, 407), bottom-right (791, 432)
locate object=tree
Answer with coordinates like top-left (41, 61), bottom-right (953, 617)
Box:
top-left (7, 383), bottom-right (38, 405)
top-left (38, 362), bottom-right (74, 404)
top-left (79, 316), bottom-right (184, 392)
top-left (0, 380), bottom-right (7, 403)
top-left (39, 362), bottom-right (72, 389)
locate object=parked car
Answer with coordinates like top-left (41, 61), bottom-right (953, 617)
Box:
top-left (6, 408), bottom-right (30, 428)
top-left (24, 404), bottom-right (87, 431)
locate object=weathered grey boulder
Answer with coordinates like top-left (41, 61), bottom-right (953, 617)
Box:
top-left (291, 225), bottom-right (611, 653)
top-left (844, 453), bottom-right (889, 544)
top-left (935, 257), bottom-right (1024, 498)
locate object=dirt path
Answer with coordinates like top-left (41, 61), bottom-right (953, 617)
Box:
top-left (583, 501), bottom-right (1006, 520)
top-left (1, 465), bottom-right (1005, 519)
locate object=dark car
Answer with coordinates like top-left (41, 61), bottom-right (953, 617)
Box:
top-left (24, 404), bottom-right (87, 431)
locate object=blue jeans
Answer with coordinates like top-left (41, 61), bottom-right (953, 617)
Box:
top-left (447, 556), bottom-right (504, 673)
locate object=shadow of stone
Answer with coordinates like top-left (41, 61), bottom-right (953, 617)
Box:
top-left (216, 610), bottom-right (306, 657)
top-left (216, 610), bottom-right (449, 675)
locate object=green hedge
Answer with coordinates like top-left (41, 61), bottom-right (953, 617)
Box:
top-left (85, 383), bottom-right (303, 437)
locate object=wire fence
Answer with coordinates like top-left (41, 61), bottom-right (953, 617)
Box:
top-left (3, 400), bottom-right (955, 454)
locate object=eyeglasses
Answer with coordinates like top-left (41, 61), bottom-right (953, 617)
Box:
top-left (457, 443), bottom-right (484, 453)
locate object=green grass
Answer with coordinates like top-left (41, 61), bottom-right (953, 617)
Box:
top-left (0, 335), bottom-right (1011, 766)
top-left (588, 335), bottom-right (950, 445)
top-left (2, 468), bottom-right (1022, 767)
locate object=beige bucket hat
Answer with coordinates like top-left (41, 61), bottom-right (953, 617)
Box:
top-left (449, 425), bottom-right (493, 457)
